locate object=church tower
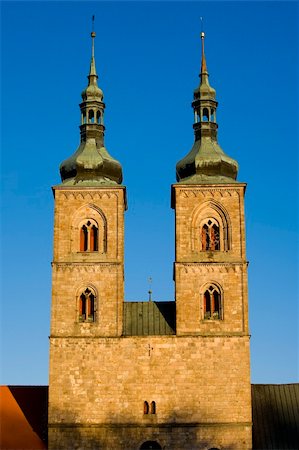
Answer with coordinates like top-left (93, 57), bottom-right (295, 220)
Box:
top-left (48, 28), bottom-right (251, 450)
top-left (172, 31), bottom-right (252, 446)
top-left (48, 30), bottom-right (126, 446)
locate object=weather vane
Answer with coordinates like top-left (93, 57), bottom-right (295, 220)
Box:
top-left (200, 16), bottom-right (205, 38)
top-left (92, 15), bottom-right (95, 33)
top-left (148, 277), bottom-right (152, 302)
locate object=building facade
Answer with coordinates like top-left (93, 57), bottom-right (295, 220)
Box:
top-left (48, 30), bottom-right (252, 450)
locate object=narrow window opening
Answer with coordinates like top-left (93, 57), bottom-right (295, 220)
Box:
top-left (201, 219), bottom-right (220, 251)
top-left (80, 225), bottom-right (88, 251)
top-left (202, 224), bottom-right (209, 251)
top-left (97, 111), bottom-right (101, 124)
top-left (195, 110), bottom-right (200, 123)
top-left (79, 288), bottom-right (95, 323)
top-left (203, 285), bottom-right (221, 320)
top-left (87, 292), bottom-right (94, 321)
top-left (202, 108), bottom-right (209, 122)
top-left (79, 221), bottom-right (98, 252)
top-left (210, 108), bottom-right (215, 122)
top-left (90, 225), bottom-right (98, 251)
top-left (79, 293), bottom-right (86, 321)
top-left (144, 401), bottom-right (149, 414)
top-left (213, 291), bottom-right (220, 319)
top-left (88, 110), bottom-right (94, 124)
top-left (204, 291), bottom-right (211, 319)
top-left (211, 224), bottom-right (220, 250)
top-left (150, 401), bottom-right (156, 414)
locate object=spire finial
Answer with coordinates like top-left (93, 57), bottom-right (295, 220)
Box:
top-left (148, 277), bottom-right (152, 302)
top-left (89, 15), bottom-right (97, 78)
top-left (200, 18), bottom-right (208, 75)
top-left (91, 15), bottom-right (96, 59)
top-left (200, 16), bottom-right (204, 33)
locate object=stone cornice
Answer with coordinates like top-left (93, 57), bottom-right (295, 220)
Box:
top-left (175, 261), bottom-right (248, 266)
top-left (52, 262), bottom-right (122, 272)
top-left (172, 183), bottom-right (247, 189)
top-left (52, 185), bottom-right (128, 209)
top-left (50, 333), bottom-right (250, 339)
top-left (177, 188), bottom-right (241, 199)
top-left (175, 261), bottom-right (248, 274)
top-left (48, 421), bottom-right (252, 429)
top-left (53, 185), bottom-right (126, 191)
top-left (52, 261), bottom-right (121, 266)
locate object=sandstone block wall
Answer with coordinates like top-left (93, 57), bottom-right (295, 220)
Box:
top-left (50, 186), bottom-right (126, 337)
top-left (48, 335), bottom-right (252, 449)
top-left (173, 184), bottom-right (249, 337)
top-left (49, 424), bottom-right (252, 450)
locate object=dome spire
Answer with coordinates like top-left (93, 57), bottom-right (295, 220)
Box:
top-left (89, 16), bottom-right (97, 77)
top-left (200, 31), bottom-right (208, 77)
top-left (59, 21), bottom-right (123, 186)
top-left (175, 28), bottom-right (238, 184)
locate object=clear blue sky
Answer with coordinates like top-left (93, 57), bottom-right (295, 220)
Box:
top-left (1, 1), bottom-right (298, 385)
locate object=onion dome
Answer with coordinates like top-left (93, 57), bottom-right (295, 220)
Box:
top-left (176, 32), bottom-right (238, 184)
top-left (60, 31), bottom-right (123, 186)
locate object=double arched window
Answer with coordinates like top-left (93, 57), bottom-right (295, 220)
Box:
top-left (73, 204), bottom-right (107, 255)
top-left (80, 220), bottom-right (98, 252)
top-left (143, 401), bottom-right (156, 415)
top-left (203, 285), bottom-right (222, 320)
top-left (192, 201), bottom-right (231, 253)
top-left (79, 288), bottom-right (96, 322)
top-left (201, 218), bottom-right (220, 251)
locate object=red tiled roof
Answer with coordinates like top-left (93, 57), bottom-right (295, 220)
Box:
top-left (0, 386), bottom-right (47, 450)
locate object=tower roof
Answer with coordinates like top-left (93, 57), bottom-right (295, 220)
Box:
top-left (176, 31), bottom-right (238, 184)
top-left (60, 29), bottom-right (123, 186)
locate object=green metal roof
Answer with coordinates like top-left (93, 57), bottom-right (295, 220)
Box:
top-left (123, 301), bottom-right (176, 336)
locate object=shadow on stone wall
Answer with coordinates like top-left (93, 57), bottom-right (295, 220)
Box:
top-left (48, 406), bottom-right (242, 450)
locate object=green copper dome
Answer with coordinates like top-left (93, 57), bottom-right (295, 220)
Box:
top-left (60, 31), bottom-right (123, 186)
top-left (176, 32), bottom-right (238, 184)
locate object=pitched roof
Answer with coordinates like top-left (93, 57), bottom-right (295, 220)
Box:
top-left (0, 385), bottom-right (48, 449)
top-left (123, 301), bottom-right (176, 335)
top-left (252, 384), bottom-right (299, 449)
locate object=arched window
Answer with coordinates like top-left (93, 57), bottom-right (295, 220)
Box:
top-left (202, 107), bottom-right (209, 122)
top-left (79, 220), bottom-right (99, 252)
top-left (201, 219), bottom-right (220, 251)
top-left (79, 288), bottom-right (95, 322)
top-left (210, 108), bottom-right (215, 122)
top-left (88, 110), bottom-right (94, 123)
top-left (204, 285), bottom-right (222, 320)
top-left (80, 225), bottom-right (88, 251)
top-left (96, 111), bottom-right (101, 124)
top-left (150, 401), bottom-right (156, 414)
top-left (143, 401), bottom-right (149, 415)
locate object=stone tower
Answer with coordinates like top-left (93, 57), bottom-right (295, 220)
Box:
top-left (48, 30), bottom-right (126, 446)
top-left (171, 31), bottom-right (252, 446)
top-left (48, 29), bottom-right (252, 450)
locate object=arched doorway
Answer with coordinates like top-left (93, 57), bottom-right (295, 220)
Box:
top-left (139, 441), bottom-right (162, 450)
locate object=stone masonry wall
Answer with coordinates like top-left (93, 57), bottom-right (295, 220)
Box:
top-left (49, 424), bottom-right (252, 450)
top-left (50, 186), bottom-right (126, 337)
top-left (48, 335), bottom-right (252, 449)
top-left (173, 184), bottom-right (249, 337)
